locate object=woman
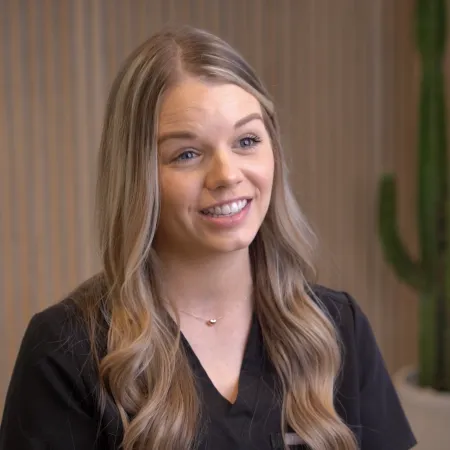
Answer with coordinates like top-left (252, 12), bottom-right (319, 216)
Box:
top-left (0, 26), bottom-right (416, 450)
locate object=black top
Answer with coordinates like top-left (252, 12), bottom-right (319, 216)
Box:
top-left (0, 283), bottom-right (416, 450)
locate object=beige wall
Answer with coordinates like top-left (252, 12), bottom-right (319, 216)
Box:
top-left (1, 0), bottom-right (448, 412)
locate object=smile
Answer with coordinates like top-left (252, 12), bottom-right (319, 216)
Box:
top-left (201, 199), bottom-right (248, 217)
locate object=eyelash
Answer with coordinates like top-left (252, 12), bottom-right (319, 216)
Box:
top-left (173, 133), bottom-right (262, 163)
top-left (237, 134), bottom-right (262, 149)
top-left (174, 150), bottom-right (198, 162)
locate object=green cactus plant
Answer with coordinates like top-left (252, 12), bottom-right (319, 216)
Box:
top-left (377, 0), bottom-right (449, 392)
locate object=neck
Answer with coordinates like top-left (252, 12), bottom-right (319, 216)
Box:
top-left (156, 248), bottom-right (254, 316)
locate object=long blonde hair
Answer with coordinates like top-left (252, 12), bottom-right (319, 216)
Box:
top-left (78, 26), bottom-right (358, 450)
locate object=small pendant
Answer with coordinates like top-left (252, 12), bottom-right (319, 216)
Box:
top-left (207, 319), bottom-right (217, 326)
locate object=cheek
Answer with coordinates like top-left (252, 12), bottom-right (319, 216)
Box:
top-left (257, 171), bottom-right (274, 194)
top-left (159, 173), bottom-right (198, 215)
top-left (251, 153), bottom-right (275, 195)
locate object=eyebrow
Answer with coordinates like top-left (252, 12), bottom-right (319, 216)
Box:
top-left (157, 112), bottom-right (263, 146)
top-left (234, 112), bottom-right (263, 129)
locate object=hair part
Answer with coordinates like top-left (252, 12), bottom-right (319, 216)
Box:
top-left (76, 25), bottom-right (358, 450)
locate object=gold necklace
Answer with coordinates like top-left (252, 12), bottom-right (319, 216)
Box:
top-left (178, 308), bottom-right (224, 326)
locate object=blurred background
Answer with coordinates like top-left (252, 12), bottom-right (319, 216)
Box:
top-left (0, 0), bottom-right (449, 437)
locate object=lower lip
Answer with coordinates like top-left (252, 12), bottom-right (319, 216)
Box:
top-left (199, 201), bottom-right (252, 228)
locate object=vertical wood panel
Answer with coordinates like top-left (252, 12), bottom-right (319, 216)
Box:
top-left (1, 0), bottom-right (445, 415)
top-left (9, 0), bottom-right (28, 338)
top-left (0, 0), bottom-right (14, 402)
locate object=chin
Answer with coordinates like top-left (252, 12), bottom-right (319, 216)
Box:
top-left (207, 233), bottom-right (257, 254)
top-left (215, 242), bottom-right (249, 254)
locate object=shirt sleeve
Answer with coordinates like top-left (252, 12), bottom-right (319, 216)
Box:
top-left (0, 308), bottom-right (104, 450)
top-left (349, 294), bottom-right (417, 450)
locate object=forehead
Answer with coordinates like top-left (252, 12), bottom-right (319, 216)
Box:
top-left (158, 79), bottom-right (262, 131)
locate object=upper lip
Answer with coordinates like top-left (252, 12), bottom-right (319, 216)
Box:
top-left (200, 197), bottom-right (252, 211)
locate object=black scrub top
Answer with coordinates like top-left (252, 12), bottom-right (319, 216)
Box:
top-left (0, 284), bottom-right (417, 450)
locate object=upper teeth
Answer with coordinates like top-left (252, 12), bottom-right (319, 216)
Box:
top-left (204, 199), bottom-right (248, 216)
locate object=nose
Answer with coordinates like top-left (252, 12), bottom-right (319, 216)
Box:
top-left (204, 148), bottom-right (243, 191)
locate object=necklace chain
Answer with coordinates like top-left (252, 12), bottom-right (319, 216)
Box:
top-left (172, 295), bottom-right (251, 326)
top-left (178, 308), bottom-right (224, 326)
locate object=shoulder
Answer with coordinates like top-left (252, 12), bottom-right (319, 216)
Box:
top-left (20, 273), bottom-right (107, 368)
top-left (27, 298), bottom-right (82, 343)
top-left (308, 284), bottom-right (376, 374)
top-left (1, 274), bottom-right (116, 449)
top-left (309, 283), bottom-right (364, 333)
top-left (310, 285), bottom-right (417, 449)
top-left (8, 274), bottom-right (108, 415)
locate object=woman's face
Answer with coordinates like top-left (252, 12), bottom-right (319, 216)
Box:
top-left (153, 77), bottom-right (274, 258)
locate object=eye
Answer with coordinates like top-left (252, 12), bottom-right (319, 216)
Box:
top-left (238, 134), bottom-right (262, 149)
top-left (174, 150), bottom-right (198, 162)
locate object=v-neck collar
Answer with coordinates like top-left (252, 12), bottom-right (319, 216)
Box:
top-left (180, 311), bottom-right (264, 410)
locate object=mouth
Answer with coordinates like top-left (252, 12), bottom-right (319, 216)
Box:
top-left (200, 198), bottom-right (252, 217)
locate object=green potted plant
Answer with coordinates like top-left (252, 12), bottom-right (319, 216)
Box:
top-left (377, 0), bottom-right (449, 448)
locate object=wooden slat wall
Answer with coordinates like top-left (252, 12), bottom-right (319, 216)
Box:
top-left (1, 0), bottom-right (448, 413)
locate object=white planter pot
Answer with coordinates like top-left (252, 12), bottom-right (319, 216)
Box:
top-left (394, 366), bottom-right (450, 450)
